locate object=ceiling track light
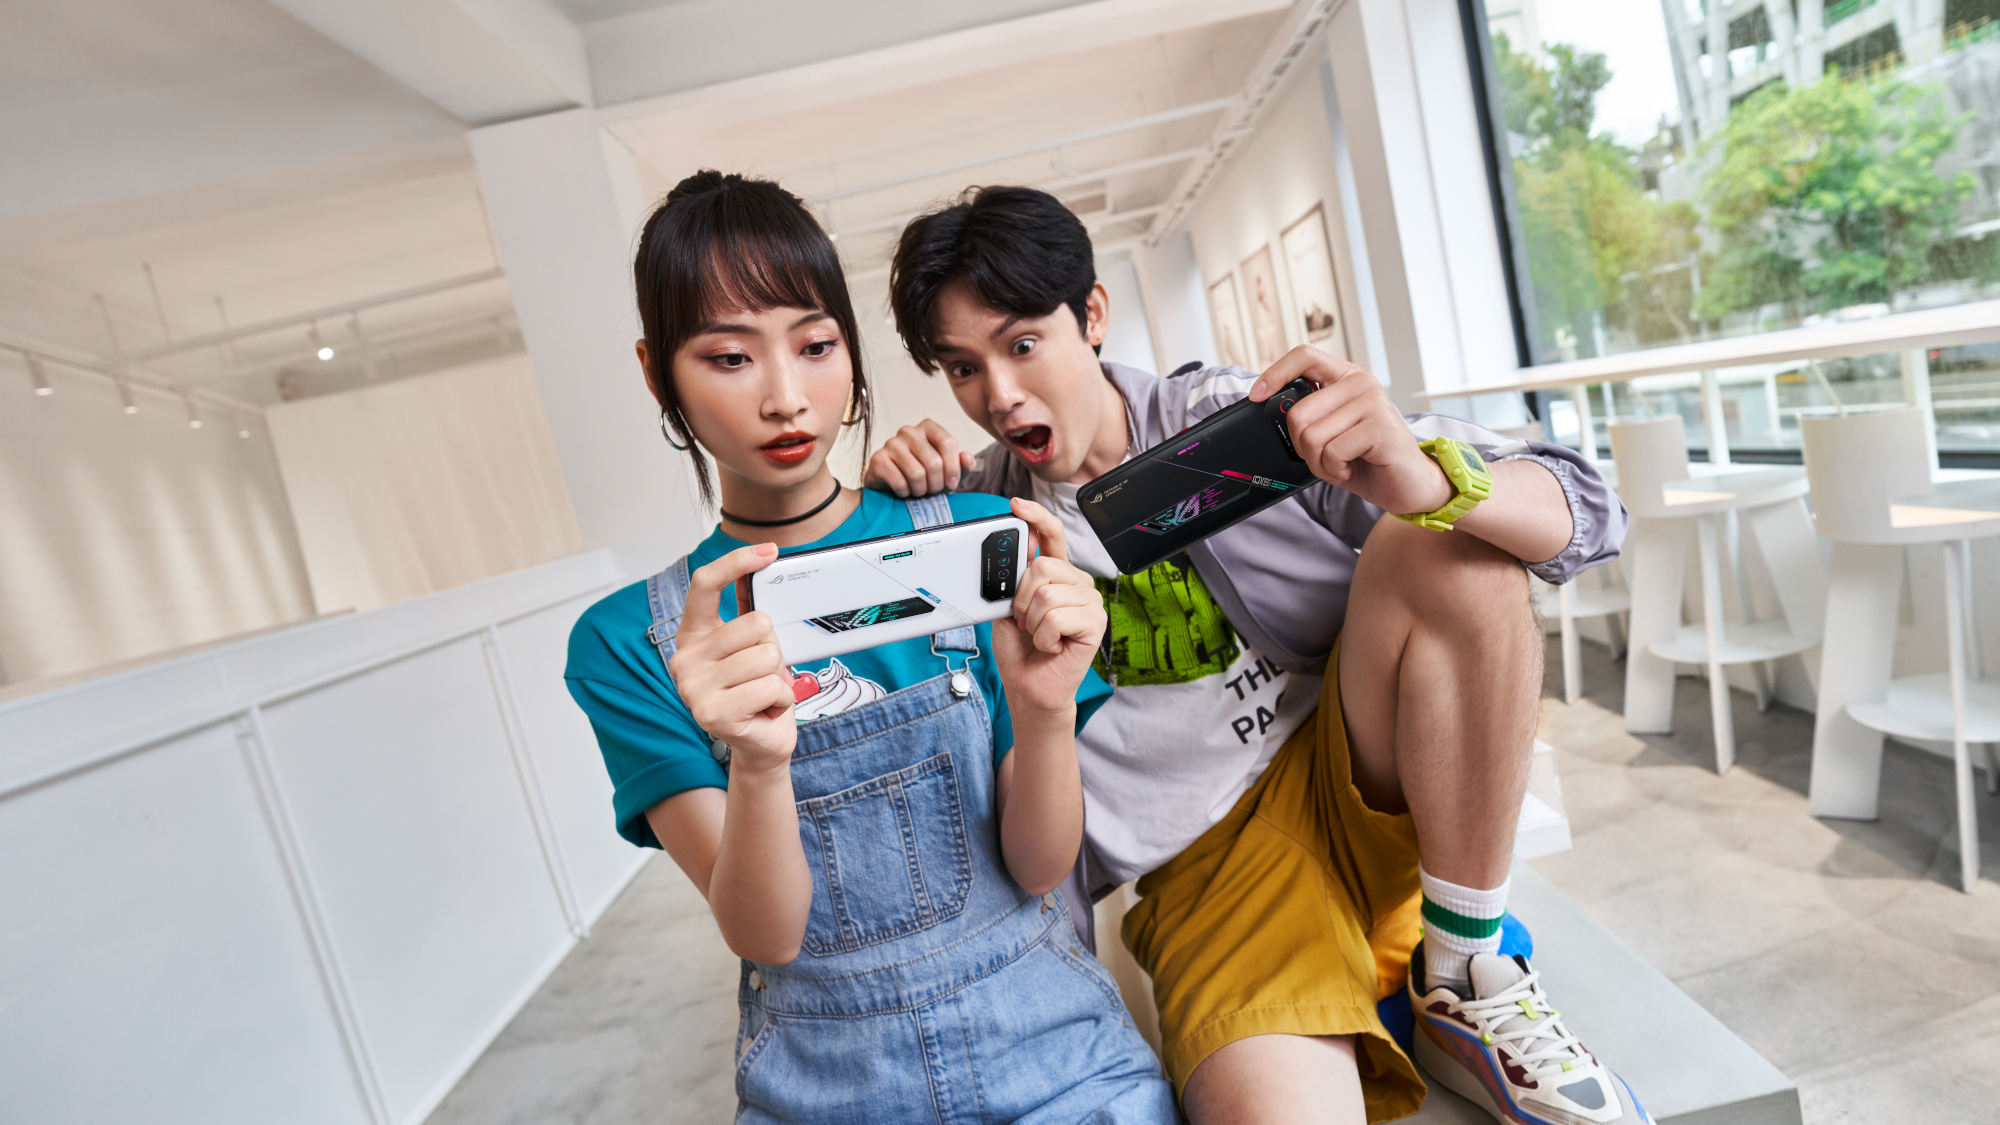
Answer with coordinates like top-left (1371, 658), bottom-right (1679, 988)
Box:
top-left (116, 376), bottom-right (138, 414)
top-left (184, 393), bottom-right (203, 430)
top-left (27, 352), bottom-right (53, 397)
top-left (311, 320), bottom-right (335, 362)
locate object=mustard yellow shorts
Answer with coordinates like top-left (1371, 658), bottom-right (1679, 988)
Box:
top-left (1119, 646), bottom-right (1426, 1121)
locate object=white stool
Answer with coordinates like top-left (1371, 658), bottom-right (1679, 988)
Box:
top-left (1613, 417), bottom-right (1826, 773)
top-left (1534, 569), bottom-right (1630, 705)
top-left (1803, 409), bottom-right (2000, 892)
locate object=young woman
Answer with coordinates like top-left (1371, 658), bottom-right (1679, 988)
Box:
top-left (563, 170), bottom-right (1177, 1123)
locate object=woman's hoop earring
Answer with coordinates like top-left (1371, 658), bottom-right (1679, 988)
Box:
top-left (844, 382), bottom-right (870, 427)
top-left (659, 411), bottom-right (690, 451)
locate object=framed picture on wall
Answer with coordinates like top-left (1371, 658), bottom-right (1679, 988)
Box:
top-left (1281, 202), bottom-right (1350, 361)
top-left (1205, 272), bottom-right (1252, 371)
top-left (1239, 243), bottom-right (1288, 370)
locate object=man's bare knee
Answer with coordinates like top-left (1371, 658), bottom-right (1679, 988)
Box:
top-left (1357, 518), bottom-right (1532, 636)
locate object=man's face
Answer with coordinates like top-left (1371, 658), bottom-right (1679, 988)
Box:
top-left (929, 278), bottom-right (1110, 485)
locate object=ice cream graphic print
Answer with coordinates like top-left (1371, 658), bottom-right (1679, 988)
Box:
top-left (789, 657), bottom-right (888, 721)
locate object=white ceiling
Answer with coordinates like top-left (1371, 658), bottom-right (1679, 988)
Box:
top-left (607, 3), bottom-right (1286, 272)
top-left (543, 0), bottom-right (695, 22)
top-left (0, 0), bottom-right (462, 232)
top-left (1, 0), bottom-right (1298, 404)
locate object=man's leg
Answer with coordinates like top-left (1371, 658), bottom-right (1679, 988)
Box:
top-left (1339, 518), bottom-right (1655, 1124)
top-left (1338, 515), bottom-right (1539, 906)
top-left (1183, 1035), bottom-right (1365, 1125)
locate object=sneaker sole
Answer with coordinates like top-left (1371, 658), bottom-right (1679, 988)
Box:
top-left (1411, 1018), bottom-right (1519, 1123)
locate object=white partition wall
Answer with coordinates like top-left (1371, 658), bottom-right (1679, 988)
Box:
top-left (0, 550), bottom-right (643, 1125)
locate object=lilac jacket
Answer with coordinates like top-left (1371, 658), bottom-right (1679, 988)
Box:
top-left (956, 361), bottom-right (1628, 677)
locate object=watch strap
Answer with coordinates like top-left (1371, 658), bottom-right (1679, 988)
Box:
top-left (1396, 437), bottom-right (1492, 531)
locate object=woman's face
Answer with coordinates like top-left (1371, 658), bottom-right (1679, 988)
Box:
top-left (650, 303), bottom-right (852, 493)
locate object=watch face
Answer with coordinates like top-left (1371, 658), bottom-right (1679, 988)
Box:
top-left (1455, 441), bottom-right (1484, 479)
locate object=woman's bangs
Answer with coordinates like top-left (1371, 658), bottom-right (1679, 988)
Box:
top-left (694, 225), bottom-right (838, 325)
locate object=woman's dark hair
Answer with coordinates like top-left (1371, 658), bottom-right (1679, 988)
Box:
top-left (890, 185), bottom-right (1098, 374)
top-left (634, 170), bottom-right (868, 507)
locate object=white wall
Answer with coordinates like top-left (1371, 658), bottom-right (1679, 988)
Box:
top-left (1130, 227), bottom-right (1218, 377)
top-left (1184, 42), bottom-right (1370, 382)
top-left (0, 353), bottom-right (314, 688)
top-left (1094, 251), bottom-right (1159, 374)
top-left (265, 353), bottom-right (583, 616)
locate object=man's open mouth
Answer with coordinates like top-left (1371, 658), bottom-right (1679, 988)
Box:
top-left (1005, 424), bottom-right (1054, 464)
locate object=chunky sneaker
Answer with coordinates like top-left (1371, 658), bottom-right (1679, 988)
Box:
top-left (1409, 946), bottom-right (1653, 1124)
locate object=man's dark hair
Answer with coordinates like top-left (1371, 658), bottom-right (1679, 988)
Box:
top-left (890, 185), bottom-right (1097, 373)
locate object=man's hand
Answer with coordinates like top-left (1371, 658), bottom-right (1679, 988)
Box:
top-left (1248, 345), bottom-right (1454, 516)
top-left (864, 420), bottom-right (976, 498)
top-left (667, 544), bottom-right (796, 775)
top-left (991, 498), bottom-right (1106, 714)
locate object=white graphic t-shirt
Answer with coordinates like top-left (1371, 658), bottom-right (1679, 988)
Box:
top-left (1033, 477), bottom-right (1321, 884)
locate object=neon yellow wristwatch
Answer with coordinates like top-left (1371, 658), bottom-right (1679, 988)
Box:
top-left (1395, 437), bottom-right (1492, 531)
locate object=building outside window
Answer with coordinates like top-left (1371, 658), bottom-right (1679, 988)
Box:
top-left (1475, 0), bottom-right (2000, 458)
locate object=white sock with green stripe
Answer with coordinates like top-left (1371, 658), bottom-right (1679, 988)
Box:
top-left (1420, 865), bottom-right (1508, 995)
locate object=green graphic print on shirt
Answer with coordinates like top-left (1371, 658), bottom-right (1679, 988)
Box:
top-left (1091, 553), bottom-right (1242, 686)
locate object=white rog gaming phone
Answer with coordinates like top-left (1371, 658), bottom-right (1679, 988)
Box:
top-left (746, 514), bottom-right (1028, 665)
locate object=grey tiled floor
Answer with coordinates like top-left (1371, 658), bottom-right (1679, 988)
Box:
top-left (428, 640), bottom-right (2000, 1123)
top-left (1534, 644), bottom-right (2000, 1125)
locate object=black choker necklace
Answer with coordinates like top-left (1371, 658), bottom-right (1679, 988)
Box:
top-left (722, 478), bottom-right (845, 528)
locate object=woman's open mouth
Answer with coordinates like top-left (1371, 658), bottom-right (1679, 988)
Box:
top-left (760, 432), bottom-right (817, 466)
top-left (1005, 424), bottom-right (1054, 466)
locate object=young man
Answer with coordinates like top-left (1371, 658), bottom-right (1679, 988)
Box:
top-left (866, 186), bottom-right (1642, 1125)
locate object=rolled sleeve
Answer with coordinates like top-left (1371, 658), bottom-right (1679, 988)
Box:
top-left (1500, 446), bottom-right (1628, 584)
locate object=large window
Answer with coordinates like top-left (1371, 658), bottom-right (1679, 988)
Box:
top-left (1475, 0), bottom-right (2000, 454)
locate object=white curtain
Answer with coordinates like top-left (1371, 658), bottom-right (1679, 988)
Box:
top-left (266, 355), bottom-right (582, 615)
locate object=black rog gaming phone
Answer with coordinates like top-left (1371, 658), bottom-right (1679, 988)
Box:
top-left (1076, 377), bottom-right (1317, 574)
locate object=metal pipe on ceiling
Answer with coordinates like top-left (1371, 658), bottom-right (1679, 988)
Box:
top-left (808, 95), bottom-right (1242, 207)
top-left (1146, 0), bottom-right (1339, 243)
top-left (113, 268), bottom-right (507, 367)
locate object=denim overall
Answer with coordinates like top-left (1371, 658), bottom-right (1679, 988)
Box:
top-left (646, 496), bottom-right (1177, 1124)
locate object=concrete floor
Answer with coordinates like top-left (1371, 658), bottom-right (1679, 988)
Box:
top-left (427, 640), bottom-right (2000, 1123)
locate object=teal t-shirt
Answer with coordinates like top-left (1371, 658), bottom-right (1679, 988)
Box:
top-left (566, 489), bottom-right (1112, 848)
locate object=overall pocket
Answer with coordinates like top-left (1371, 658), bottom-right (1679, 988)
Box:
top-left (796, 751), bottom-right (973, 955)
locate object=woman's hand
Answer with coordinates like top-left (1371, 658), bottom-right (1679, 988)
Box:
top-left (668, 543), bottom-right (796, 775)
top-left (1248, 345), bottom-right (1455, 516)
top-left (991, 498), bottom-right (1107, 714)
